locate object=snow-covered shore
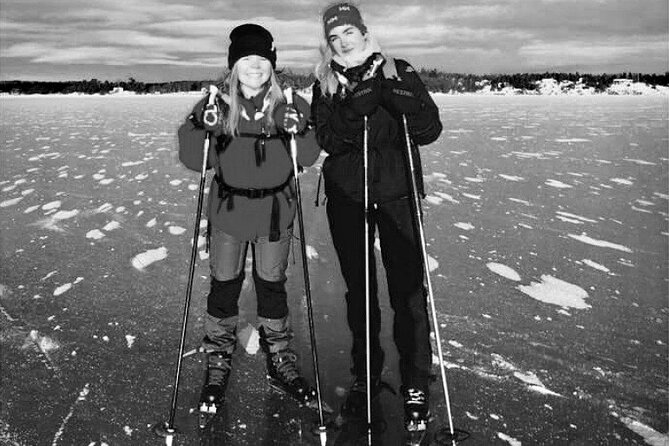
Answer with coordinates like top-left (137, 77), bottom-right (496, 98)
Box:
top-left (2, 78), bottom-right (668, 97)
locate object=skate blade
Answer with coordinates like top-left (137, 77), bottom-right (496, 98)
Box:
top-left (406, 431), bottom-right (428, 446)
top-left (268, 380), bottom-right (334, 414)
top-left (304, 398), bottom-right (335, 414)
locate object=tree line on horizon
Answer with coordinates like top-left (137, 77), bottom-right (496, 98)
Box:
top-left (2, 70), bottom-right (668, 95)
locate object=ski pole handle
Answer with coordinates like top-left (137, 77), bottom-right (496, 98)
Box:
top-left (283, 88), bottom-right (300, 172)
top-left (203, 85), bottom-right (220, 128)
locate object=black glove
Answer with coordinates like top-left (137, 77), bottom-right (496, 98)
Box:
top-left (274, 103), bottom-right (308, 134)
top-left (347, 78), bottom-right (382, 117)
top-left (189, 97), bottom-right (226, 136)
top-left (382, 80), bottom-right (423, 116)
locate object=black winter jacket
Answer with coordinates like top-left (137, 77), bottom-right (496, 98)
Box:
top-left (311, 57), bottom-right (442, 204)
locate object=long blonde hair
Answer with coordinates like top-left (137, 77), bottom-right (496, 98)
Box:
top-left (224, 63), bottom-right (284, 136)
top-left (315, 42), bottom-right (340, 97)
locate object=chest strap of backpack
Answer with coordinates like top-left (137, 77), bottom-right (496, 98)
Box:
top-left (213, 173), bottom-right (294, 241)
top-left (236, 131), bottom-right (289, 166)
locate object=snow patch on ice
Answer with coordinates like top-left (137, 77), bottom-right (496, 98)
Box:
top-left (131, 247), bottom-right (168, 271)
top-left (509, 198), bottom-right (531, 206)
top-left (581, 259), bottom-right (611, 273)
top-left (306, 245), bottom-right (319, 260)
top-left (86, 229), bottom-right (105, 240)
top-left (568, 233), bottom-right (632, 253)
top-left (497, 432), bottom-right (522, 445)
top-left (433, 192), bottom-right (458, 204)
top-left (425, 195), bottom-right (443, 205)
top-left (610, 178), bottom-right (633, 185)
top-left (427, 255), bottom-right (439, 272)
top-left (528, 385), bottom-right (563, 397)
top-left (623, 158), bottom-right (656, 166)
top-left (125, 335), bottom-right (136, 349)
top-left (96, 203), bottom-right (113, 213)
top-left (121, 161), bottom-right (144, 167)
top-left (27, 330), bottom-right (59, 352)
top-left (42, 200), bottom-right (62, 211)
top-left (102, 221), bottom-right (120, 231)
top-left (238, 324), bottom-right (260, 355)
top-left (54, 283), bottom-right (72, 296)
top-left (545, 179), bottom-right (572, 189)
top-left (613, 413), bottom-right (668, 446)
top-left (53, 210), bottom-right (79, 220)
top-left (517, 275), bottom-right (590, 309)
top-left (487, 263), bottom-right (521, 281)
top-left (499, 174), bottom-right (524, 182)
top-left (554, 138), bottom-right (590, 143)
top-left (454, 222), bottom-right (475, 231)
top-left (0, 197), bottom-right (24, 207)
top-left (513, 370), bottom-right (543, 387)
top-left (556, 212), bottom-right (597, 223)
top-left (464, 176), bottom-right (485, 183)
top-left (168, 226), bottom-right (186, 235)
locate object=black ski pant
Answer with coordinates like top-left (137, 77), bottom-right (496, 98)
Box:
top-left (326, 196), bottom-right (432, 393)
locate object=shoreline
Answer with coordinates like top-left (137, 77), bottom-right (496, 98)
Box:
top-left (1, 90), bottom-right (668, 98)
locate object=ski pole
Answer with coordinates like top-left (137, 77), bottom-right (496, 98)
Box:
top-left (401, 114), bottom-right (457, 445)
top-left (363, 114), bottom-right (373, 446)
top-left (284, 88), bottom-right (328, 446)
top-left (154, 85), bottom-right (219, 446)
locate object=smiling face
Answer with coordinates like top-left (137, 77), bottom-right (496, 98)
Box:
top-left (327, 24), bottom-right (367, 61)
top-left (235, 55), bottom-right (272, 97)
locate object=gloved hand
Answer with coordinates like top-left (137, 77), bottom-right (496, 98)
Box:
top-left (274, 103), bottom-right (307, 134)
top-left (382, 80), bottom-right (423, 116)
top-left (189, 96), bottom-right (226, 136)
top-left (347, 78), bottom-right (382, 117)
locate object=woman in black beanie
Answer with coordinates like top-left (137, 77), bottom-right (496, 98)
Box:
top-left (312, 1), bottom-right (443, 433)
top-left (178, 23), bottom-right (321, 419)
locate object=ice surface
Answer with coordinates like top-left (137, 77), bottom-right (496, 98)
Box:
top-left (1, 94), bottom-right (666, 446)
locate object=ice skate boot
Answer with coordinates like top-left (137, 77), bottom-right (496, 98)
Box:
top-left (340, 376), bottom-right (393, 420)
top-left (403, 388), bottom-right (429, 445)
top-left (198, 352), bottom-right (232, 428)
top-left (266, 348), bottom-right (330, 412)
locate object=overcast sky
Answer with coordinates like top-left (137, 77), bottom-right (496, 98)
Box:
top-left (1, 0), bottom-right (667, 82)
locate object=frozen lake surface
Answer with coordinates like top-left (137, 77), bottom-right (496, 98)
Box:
top-left (1, 94), bottom-right (667, 445)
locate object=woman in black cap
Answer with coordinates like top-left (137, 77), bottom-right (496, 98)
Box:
top-left (311, 1), bottom-right (443, 432)
top-left (178, 23), bottom-right (321, 417)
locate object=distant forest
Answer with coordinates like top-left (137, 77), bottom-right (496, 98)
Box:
top-left (2, 70), bottom-right (668, 95)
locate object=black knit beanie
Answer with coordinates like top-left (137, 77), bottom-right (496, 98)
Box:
top-left (322, 3), bottom-right (367, 37)
top-left (227, 24), bottom-right (277, 69)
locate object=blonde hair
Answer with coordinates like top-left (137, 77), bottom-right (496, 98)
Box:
top-left (224, 63), bottom-right (285, 136)
top-left (314, 42), bottom-right (340, 97)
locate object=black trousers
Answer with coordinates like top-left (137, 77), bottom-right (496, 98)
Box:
top-left (326, 196), bottom-right (432, 392)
